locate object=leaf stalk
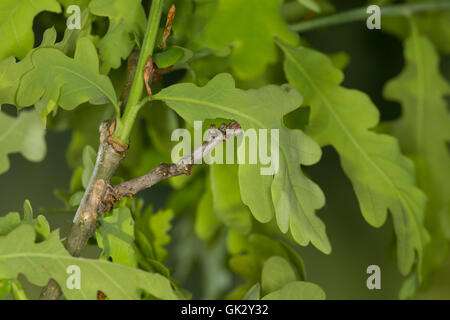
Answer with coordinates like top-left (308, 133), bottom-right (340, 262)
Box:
top-left (114, 0), bottom-right (165, 143)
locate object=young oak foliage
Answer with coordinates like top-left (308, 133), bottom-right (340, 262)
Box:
top-left (0, 110), bottom-right (46, 174)
top-left (239, 255), bottom-right (325, 300)
top-left (154, 73), bottom-right (331, 254)
top-left (89, 0), bottom-right (146, 73)
top-left (384, 32), bottom-right (450, 289)
top-left (0, 27), bottom-right (59, 108)
top-left (0, 0), bottom-right (61, 60)
top-left (210, 164), bottom-right (253, 235)
top-left (96, 207), bottom-right (138, 268)
top-left (16, 37), bottom-right (119, 117)
top-left (0, 225), bottom-right (178, 300)
top-left (202, 0), bottom-right (299, 79)
top-left (279, 43), bottom-right (429, 276)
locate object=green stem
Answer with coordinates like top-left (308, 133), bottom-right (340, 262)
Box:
top-left (11, 280), bottom-right (28, 300)
top-left (114, 0), bottom-right (165, 143)
top-left (290, 1), bottom-right (450, 33)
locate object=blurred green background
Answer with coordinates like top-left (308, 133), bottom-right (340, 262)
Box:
top-left (1, 0), bottom-right (449, 299)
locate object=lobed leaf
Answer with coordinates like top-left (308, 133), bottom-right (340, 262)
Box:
top-left (16, 37), bottom-right (119, 116)
top-left (154, 73), bottom-right (331, 254)
top-left (96, 207), bottom-right (137, 267)
top-left (261, 256), bottom-right (297, 296)
top-left (210, 164), bottom-right (252, 234)
top-left (202, 0), bottom-right (299, 79)
top-left (0, 225), bottom-right (178, 300)
top-left (0, 0), bottom-right (61, 60)
top-left (0, 27), bottom-right (58, 108)
top-left (382, 0), bottom-right (450, 54)
top-left (135, 206), bottom-right (174, 263)
top-left (384, 32), bottom-right (450, 291)
top-left (0, 110), bottom-right (46, 175)
top-left (279, 42), bottom-right (429, 275)
top-left (89, 0), bottom-right (146, 73)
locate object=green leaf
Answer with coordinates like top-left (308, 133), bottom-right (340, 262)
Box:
top-left (89, 0), bottom-right (146, 73)
top-left (0, 200), bottom-right (50, 239)
top-left (0, 27), bottom-right (58, 107)
top-left (229, 233), bottom-right (306, 286)
top-left (0, 0), bottom-right (61, 60)
top-left (384, 33), bottom-right (450, 287)
top-left (135, 207), bottom-right (174, 263)
top-left (142, 101), bottom-right (181, 156)
top-left (261, 256), bottom-right (297, 296)
top-left (155, 73), bottom-right (331, 254)
top-left (279, 43), bottom-right (429, 275)
top-left (16, 37), bottom-right (119, 116)
top-left (202, 0), bottom-right (299, 79)
top-left (97, 207), bottom-right (137, 267)
top-left (22, 200), bottom-right (50, 239)
top-left (0, 225), bottom-right (178, 300)
top-left (195, 179), bottom-right (221, 240)
top-left (0, 110), bottom-right (46, 174)
top-left (172, 0), bottom-right (218, 47)
top-left (0, 57), bottom-right (30, 106)
top-left (153, 46), bottom-right (193, 69)
top-left (210, 164), bottom-right (252, 234)
top-left (54, 9), bottom-right (93, 56)
top-left (261, 281), bottom-right (325, 300)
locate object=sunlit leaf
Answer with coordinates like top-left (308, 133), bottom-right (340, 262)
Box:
top-left (210, 164), bottom-right (252, 234)
top-left (154, 73), bottom-right (331, 253)
top-left (0, 200), bottom-right (49, 239)
top-left (384, 32), bottom-right (450, 291)
top-left (16, 37), bottom-right (119, 116)
top-left (0, 28), bottom-right (58, 108)
top-left (0, 225), bottom-right (178, 300)
top-left (97, 207), bottom-right (137, 267)
top-left (135, 206), bottom-right (174, 263)
top-left (261, 256), bottom-right (297, 296)
top-left (89, 0), bottom-right (146, 73)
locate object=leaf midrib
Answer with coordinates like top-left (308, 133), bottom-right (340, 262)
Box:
top-left (284, 48), bottom-right (400, 198)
